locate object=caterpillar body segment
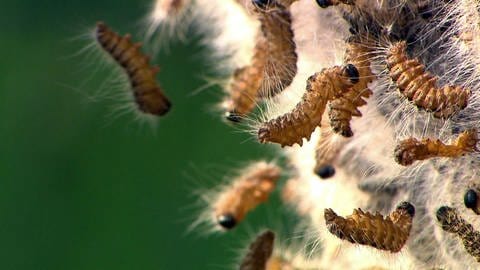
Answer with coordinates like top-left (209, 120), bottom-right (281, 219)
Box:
top-left (223, 34), bottom-right (268, 122)
top-left (213, 162), bottom-right (281, 230)
top-left (386, 41), bottom-right (471, 118)
top-left (324, 202), bottom-right (415, 252)
top-left (253, 0), bottom-right (297, 97)
top-left (394, 129), bottom-right (478, 166)
top-left (329, 39), bottom-right (374, 137)
top-left (95, 22), bottom-right (171, 116)
top-left (240, 230), bottom-right (275, 270)
top-left (258, 65), bottom-right (358, 147)
top-left (436, 206), bottom-right (480, 262)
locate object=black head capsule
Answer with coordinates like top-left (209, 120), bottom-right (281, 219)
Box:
top-left (464, 189), bottom-right (479, 214)
top-left (225, 111), bottom-right (242, 123)
top-left (396, 201), bottom-right (415, 217)
top-left (217, 214), bottom-right (237, 229)
top-left (344, 64), bottom-right (360, 84)
top-left (315, 165), bottom-right (335, 179)
top-left (316, 0), bottom-right (332, 8)
top-left (252, 0), bottom-right (272, 10)
top-left (436, 206), bottom-right (451, 223)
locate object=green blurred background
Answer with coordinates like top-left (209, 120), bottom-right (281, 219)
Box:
top-left (0, 0), bottom-right (298, 269)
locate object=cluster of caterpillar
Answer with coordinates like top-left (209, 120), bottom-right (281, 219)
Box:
top-left (394, 129), bottom-right (478, 166)
top-left (324, 202), bottom-right (415, 252)
top-left (95, 22), bottom-right (171, 116)
top-left (212, 161), bottom-right (281, 230)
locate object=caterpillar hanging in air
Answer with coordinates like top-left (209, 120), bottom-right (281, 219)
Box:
top-left (95, 22), bottom-right (171, 116)
top-left (394, 129), bottom-right (478, 166)
top-left (239, 230), bottom-right (275, 270)
top-left (328, 37), bottom-right (374, 137)
top-left (257, 64), bottom-right (359, 147)
top-left (324, 202), bottom-right (415, 252)
top-left (212, 161), bottom-right (281, 230)
top-left (386, 41), bottom-right (471, 118)
top-left (436, 206), bottom-right (480, 262)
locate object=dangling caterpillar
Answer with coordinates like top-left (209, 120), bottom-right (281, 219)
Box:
top-left (258, 65), bottom-right (359, 147)
top-left (239, 230), bottom-right (275, 270)
top-left (213, 161), bottom-right (281, 230)
top-left (436, 206), bottom-right (480, 262)
top-left (324, 202), bottom-right (415, 252)
top-left (95, 22), bottom-right (171, 116)
top-left (386, 41), bottom-right (471, 118)
top-left (328, 37), bottom-right (374, 137)
top-left (394, 129), bottom-right (478, 166)
top-left (313, 127), bottom-right (341, 178)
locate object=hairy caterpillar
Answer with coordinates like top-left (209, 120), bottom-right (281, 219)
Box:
top-left (253, 0), bottom-right (297, 97)
top-left (328, 38), bottom-right (373, 137)
top-left (386, 41), bottom-right (471, 118)
top-left (213, 161), bottom-right (281, 230)
top-left (95, 22), bottom-right (171, 116)
top-left (464, 189), bottom-right (480, 215)
top-left (313, 127), bottom-right (343, 177)
top-left (240, 230), bottom-right (275, 270)
top-left (436, 206), bottom-right (480, 262)
top-left (394, 129), bottom-right (478, 166)
top-left (324, 202), bottom-right (415, 252)
top-left (258, 65), bottom-right (359, 147)
top-left (222, 34), bottom-right (268, 122)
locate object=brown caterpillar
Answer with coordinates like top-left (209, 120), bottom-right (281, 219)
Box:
top-left (436, 206), bottom-right (480, 262)
top-left (394, 129), bottom-right (478, 166)
top-left (95, 22), bottom-right (171, 116)
top-left (313, 127), bottom-right (342, 178)
top-left (328, 38), bottom-right (374, 137)
top-left (253, 0), bottom-right (297, 97)
top-left (464, 188), bottom-right (480, 215)
top-left (258, 65), bottom-right (358, 147)
top-left (316, 0), bottom-right (355, 8)
top-left (213, 161), bottom-right (281, 229)
top-left (223, 34), bottom-right (268, 122)
top-left (324, 201), bottom-right (415, 252)
top-left (240, 230), bottom-right (275, 270)
top-left (386, 41), bottom-right (471, 118)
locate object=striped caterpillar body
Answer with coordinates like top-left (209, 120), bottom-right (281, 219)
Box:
top-left (257, 65), bottom-right (358, 147)
top-left (328, 38), bottom-right (373, 137)
top-left (95, 22), bottom-right (171, 116)
top-left (386, 41), bottom-right (471, 118)
top-left (223, 34), bottom-right (268, 122)
top-left (240, 230), bottom-right (275, 270)
top-left (324, 202), bottom-right (415, 252)
top-left (213, 162), bottom-right (281, 230)
top-left (436, 206), bottom-right (480, 262)
top-left (253, 0), bottom-right (297, 97)
top-left (464, 189), bottom-right (480, 215)
top-left (394, 129), bottom-right (478, 166)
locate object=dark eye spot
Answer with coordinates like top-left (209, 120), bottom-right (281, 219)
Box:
top-left (315, 165), bottom-right (335, 179)
top-left (225, 111), bottom-right (242, 123)
top-left (344, 64), bottom-right (360, 84)
top-left (252, 0), bottom-right (272, 9)
top-left (217, 214), bottom-right (237, 229)
top-left (316, 0), bottom-right (331, 8)
top-left (464, 189), bottom-right (478, 209)
top-left (397, 201), bottom-right (415, 217)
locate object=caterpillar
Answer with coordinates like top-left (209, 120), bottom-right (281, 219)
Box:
top-left (213, 161), bottom-right (281, 230)
top-left (239, 230), bottom-right (275, 270)
top-left (258, 64), bottom-right (359, 147)
top-left (464, 188), bottom-right (480, 215)
top-left (386, 41), bottom-right (471, 118)
top-left (253, 0), bottom-right (297, 97)
top-left (394, 129), bottom-right (478, 166)
top-left (95, 22), bottom-right (171, 116)
top-left (328, 38), bottom-right (374, 137)
top-left (324, 202), bottom-right (415, 252)
top-left (313, 126), bottom-right (342, 177)
top-left (436, 206), bottom-right (480, 262)
top-left (222, 34), bottom-right (268, 122)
